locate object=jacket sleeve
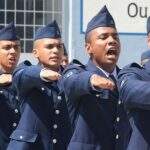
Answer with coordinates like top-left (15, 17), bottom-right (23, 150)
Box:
top-left (118, 63), bottom-right (150, 110)
top-left (61, 68), bottom-right (93, 98)
top-left (60, 65), bottom-right (109, 103)
top-left (13, 61), bottom-right (43, 95)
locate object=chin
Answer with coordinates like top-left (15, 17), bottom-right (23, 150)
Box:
top-left (50, 62), bottom-right (59, 67)
top-left (48, 64), bottom-right (60, 70)
top-left (107, 58), bottom-right (117, 64)
top-left (8, 64), bottom-right (16, 69)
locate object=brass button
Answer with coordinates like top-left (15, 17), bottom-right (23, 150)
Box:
top-left (53, 124), bottom-right (58, 129)
top-left (118, 100), bottom-right (121, 105)
top-left (57, 96), bottom-right (62, 100)
top-left (116, 134), bottom-right (119, 139)
top-left (116, 117), bottom-right (120, 122)
top-left (13, 123), bottom-right (17, 127)
top-left (96, 94), bottom-right (100, 97)
top-left (52, 139), bottom-right (57, 144)
top-left (55, 109), bottom-right (60, 115)
top-left (41, 87), bottom-right (45, 91)
top-left (14, 109), bottom-right (19, 113)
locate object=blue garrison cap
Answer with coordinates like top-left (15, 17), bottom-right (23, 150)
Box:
top-left (141, 50), bottom-right (150, 61)
top-left (34, 20), bottom-right (61, 40)
top-left (85, 5), bottom-right (116, 35)
top-left (147, 16), bottom-right (150, 35)
top-left (0, 22), bottom-right (18, 41)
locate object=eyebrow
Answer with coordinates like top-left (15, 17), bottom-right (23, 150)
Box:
top-left (99, 32), bottom-right (118, 35)
top-left (1, 43), bottom-right (21, 47)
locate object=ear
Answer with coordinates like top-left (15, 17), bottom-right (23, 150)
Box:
top-left (32, 49), bottom-right (39, 58)
top-left (85, 42), bottom-right (92, 55)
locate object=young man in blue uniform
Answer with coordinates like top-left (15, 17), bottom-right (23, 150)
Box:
top-left (117, 16), bottom-right (150, 150)
top-left (0, 22), bottom-right (21, 150)
top-left (7, 20), bottom-right (71, 150)
top-left (60, 5), bottom-right (131, 150)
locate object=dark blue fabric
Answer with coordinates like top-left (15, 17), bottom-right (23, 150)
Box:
top-left (0, 71), bottom-right (20, 150)
top-left (0, 22), bottom-right (19, 40)
top-left (7, 61), bottom-right (71, 150)
top-left (85, 5), bottom-right (116, 35)
top-left (34, 20), bottom-right (61, 40)
top-left (118, 61), bottom-right (150, 150)
top-left (60, 59), bottom-right (131, 150)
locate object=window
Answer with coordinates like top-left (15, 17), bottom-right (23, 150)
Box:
top-left (0, 12), bottom-right (4, 23)
top-left (35, 13), bottom-right (43, 25)
top-left (0, 0), bottom-right (5, 9)
top-left (26, 26), bottom-right (33, 39)
top-left (26, 13), bottom-right (34, 25)
top-left (44, 13), bottom-right (53, 24)
top-left (26, 0), bottom-right (33, 10)
top-left (16, 0), bottom-right (24, 10)
top-left (16, 12), bottom-right (24, 24)
top-left (6, 12), bottom-right (14, 23)
top-left (25, 40), bottom-right (33, 53)
top-left (16, 26), bottom-right (24, 38)
top-left (7, 0), bottom-right (15, 10)
top-left (0, 0), bottom-right (62, 53)
top-left (35, 0), bottom-right (43, 11)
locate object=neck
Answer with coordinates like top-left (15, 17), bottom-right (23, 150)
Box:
top-left (41, 64), bottom-right (60, 72)
top-left (102, 65), bottom-right (115, 73)
top-left (92, 59), bottom-right (116, 73)
top-left (0, 66), bottom-right (13, 74)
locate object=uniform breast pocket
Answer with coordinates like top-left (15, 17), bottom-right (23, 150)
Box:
top-left (10, 129), bottom-right (38, 143)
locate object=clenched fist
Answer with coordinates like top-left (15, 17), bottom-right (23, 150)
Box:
top-left (40, 69), bottom-right (61, 81)
top-left (90, 74), bottom-right (115, 90)
top-left (0, 74), bottom-right (12, 85)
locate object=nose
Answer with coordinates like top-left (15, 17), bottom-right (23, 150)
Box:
top-left (108, 36), bottom-right (117, 45)
top-left (52, 46), bottom-right (60, 54)
top-left (9, 47), bottom-right (16, 53)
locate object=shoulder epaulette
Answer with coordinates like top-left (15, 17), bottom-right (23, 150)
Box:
top-left (13, 60), bottom-right (32, 75)
top-left (70, 59), bottom-right (85, 69)
top-left (124, 62), bottom-right (142, 69)
top-left (62, 59), bottom-right (86, 75)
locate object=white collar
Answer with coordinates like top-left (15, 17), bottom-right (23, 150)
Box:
top-left (96, 66), bottom-right (117, 79)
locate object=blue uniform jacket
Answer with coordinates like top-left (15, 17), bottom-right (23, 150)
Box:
top-left (0, 71), bottom-right (20, 150)
top-left (60, 59), bottom-right (131, 150)
top-left (118, 62), bottom-right (150, 150)
top-left (7, 61), bottom-right (71, 150)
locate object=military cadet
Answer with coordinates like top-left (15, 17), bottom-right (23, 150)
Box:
top-left (61, 44), bottom-right (69, 68)
top-left (141, 50), bottom-right (150, 66)
top-left (60, 5), bottom-right (131, 150)
top-left (0, 22), bottom-right (21, 149)
top-left (7, 20), bottom-right (71, 150)
top-left (117, 16), bottom-right (150, 150)
top-left (118, 53), bottom-right (150, 150)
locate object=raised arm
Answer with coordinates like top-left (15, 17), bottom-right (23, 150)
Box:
top-left (13, 61), bottom-right (44, 95)
top-left (118, 63), bottom-right (150, 110)
top-left (60, 64), bottom-right (115, 103)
